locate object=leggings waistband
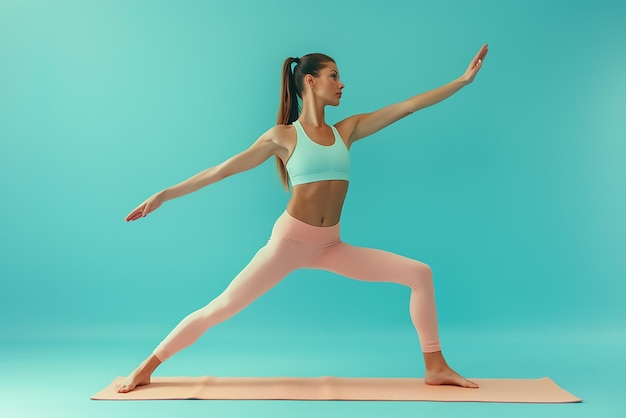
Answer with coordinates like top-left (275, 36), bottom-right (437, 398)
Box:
top-left (270, 210), bottom-right (340, 244)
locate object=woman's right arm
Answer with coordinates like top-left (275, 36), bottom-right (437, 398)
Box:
top-left (125, 126), bottom-right (285, 222)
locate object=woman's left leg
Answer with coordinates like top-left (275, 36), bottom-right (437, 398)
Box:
top-left (310, 241), bottom-right (440, 352)
top-left (309, 241), bottom-right (478, 388)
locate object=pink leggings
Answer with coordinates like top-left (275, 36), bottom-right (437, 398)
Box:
top-left (154, 210), bottom-right (441, 361)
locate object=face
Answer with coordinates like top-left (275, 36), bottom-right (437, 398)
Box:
top-left (305, 62), bottom-right (345, 106)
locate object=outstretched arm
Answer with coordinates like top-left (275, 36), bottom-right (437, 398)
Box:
top-left (337, 44), bottom-right (488, 145)
top-left (125, 127), bottom-right (284, 222)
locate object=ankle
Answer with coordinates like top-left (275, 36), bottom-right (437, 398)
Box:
top-left (423, 351), bottom-right (449, 372)
top-left (137, 354), bottom-right (161, 375)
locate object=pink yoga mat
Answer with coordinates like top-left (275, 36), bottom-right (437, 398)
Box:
top-left (91, 376), bottom-right (581, 403)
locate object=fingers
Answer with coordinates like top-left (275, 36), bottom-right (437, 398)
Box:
top-left (475, 43), bottom-right (488, 65)
top-left (468, 44), bottom-right (488, 73)
top-left (125, 210), bottom-right (142, 222)
top-left (126, 203), bottom-right (147, 222)
top-left (125, 195), bottom-right (161, 222)
top-left (476, 43), bottom-right (488, 57)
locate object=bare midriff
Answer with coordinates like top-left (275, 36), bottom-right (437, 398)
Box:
top-left (286, 180), bottom-right (349, 227)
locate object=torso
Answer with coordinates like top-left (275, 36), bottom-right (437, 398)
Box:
top-left (287, 181), bottom-right (349, 227)
top-left (274, 121), bottom-right (353, 227)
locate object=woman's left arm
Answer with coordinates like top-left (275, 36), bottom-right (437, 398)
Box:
top-left (339, 44), bottom-right (488, 145)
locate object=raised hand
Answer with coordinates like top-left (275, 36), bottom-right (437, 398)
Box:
top-left (461, 43), bottom-right (488, 84)
top-left (125, 192), bottom-right (164, 222)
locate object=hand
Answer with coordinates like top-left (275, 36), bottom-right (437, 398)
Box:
top-left (125, 192), bottom-right (165, 222)
top-left (461, 43), bottom-right (488, 84)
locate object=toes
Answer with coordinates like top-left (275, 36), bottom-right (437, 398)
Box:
top-left (115, 384), bottom-right (130, 393)
top-left (465, 380), bottom-right (479, 389)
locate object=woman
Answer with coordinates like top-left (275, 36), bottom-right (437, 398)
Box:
top-left (117, 44), bottom-right (489, 393)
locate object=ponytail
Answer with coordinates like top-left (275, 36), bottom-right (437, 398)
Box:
top-left (275, 57), bottom-right (300, 191)
top-left (275, 53), bottom-right (335, 191)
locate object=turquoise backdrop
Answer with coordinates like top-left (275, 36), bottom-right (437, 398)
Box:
top-left (1, 1), bottom-right (624, 417)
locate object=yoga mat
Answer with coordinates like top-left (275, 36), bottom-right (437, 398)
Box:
top-left (91, 376), bottom-right (581, 403)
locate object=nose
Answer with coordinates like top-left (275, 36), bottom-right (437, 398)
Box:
top-left (339, 82), bottom-right (345, 90)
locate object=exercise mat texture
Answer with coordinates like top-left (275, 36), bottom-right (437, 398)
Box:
top-left (91, 376), bottom-right (581, 403)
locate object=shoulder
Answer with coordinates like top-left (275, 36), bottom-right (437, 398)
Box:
top-left (268, 123), bottom-right (295, 137)
top-left (258, 124), bottom-right (296, 163)
top-left (265, 124), bottom-right (296, 148)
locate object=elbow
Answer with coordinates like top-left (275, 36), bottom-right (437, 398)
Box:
top-left (214, 164), bottom-right (232, 181)
top-left (402, 100), bottom-right (416, 116)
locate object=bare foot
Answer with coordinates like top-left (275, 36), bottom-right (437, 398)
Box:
top-left (425, 367), bottom-right (479, 388)
top-left (115, 369), bottom-right (152, 393)
top-left (115, 354), bottom-right (161, 393)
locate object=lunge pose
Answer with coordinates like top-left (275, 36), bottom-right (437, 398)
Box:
top-left (117, 44), bottom-right (489, 393)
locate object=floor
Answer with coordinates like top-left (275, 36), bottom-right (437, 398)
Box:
top-left (1, 328), bottom-right (623, 418)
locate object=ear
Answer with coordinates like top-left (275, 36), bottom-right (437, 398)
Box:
top-left (304, 74), bottom-right (315, 87)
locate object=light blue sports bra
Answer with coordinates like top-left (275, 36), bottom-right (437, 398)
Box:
top-left (286, 120), bottom-right (351, 187)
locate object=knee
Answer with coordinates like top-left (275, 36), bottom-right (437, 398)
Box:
top-left (407, 261), bottom-right (433, 290)
top-left (200, 295), bottom-right (238, 322)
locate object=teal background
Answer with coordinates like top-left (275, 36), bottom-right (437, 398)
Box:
top-left (1, 0), bottom-right (624, 417)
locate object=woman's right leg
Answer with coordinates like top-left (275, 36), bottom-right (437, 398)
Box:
top-left (115, 235), bottom-right (305, 393)
top-left (154, 238), bottom-right (304, 361)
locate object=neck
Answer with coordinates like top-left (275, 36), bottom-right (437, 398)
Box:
top-left (298, 95), bottom-right (326, 127)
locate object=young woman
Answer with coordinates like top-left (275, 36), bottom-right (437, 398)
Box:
top-left (117, 44), bottom-right (489, 393)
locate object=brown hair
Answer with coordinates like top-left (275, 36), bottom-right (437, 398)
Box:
top-left (275, 53), bottom-right (336, 191)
